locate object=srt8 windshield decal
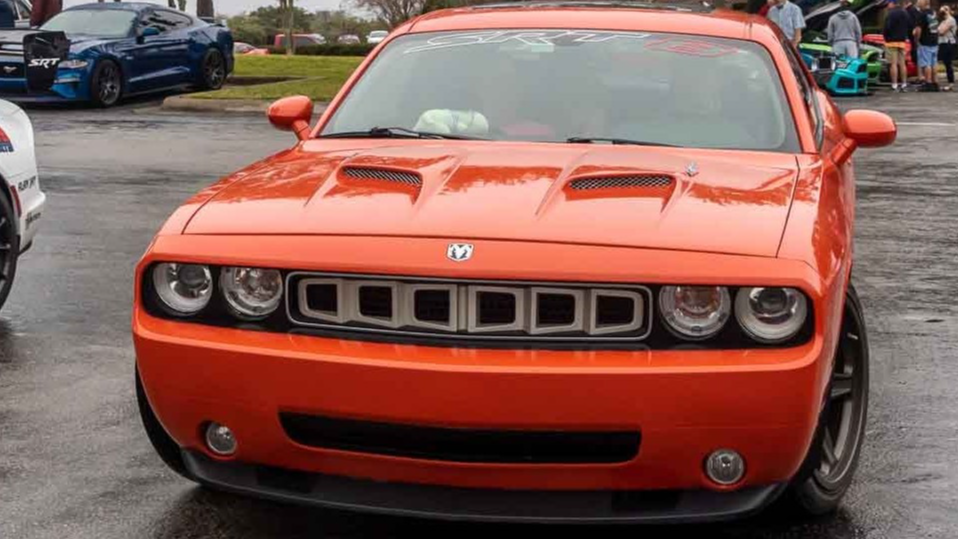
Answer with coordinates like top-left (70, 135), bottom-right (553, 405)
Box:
top-left (403, 30), bottom-right (650, 54)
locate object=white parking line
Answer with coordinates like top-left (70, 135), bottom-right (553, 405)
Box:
top-left (896, 122), bottom-right (957, 127)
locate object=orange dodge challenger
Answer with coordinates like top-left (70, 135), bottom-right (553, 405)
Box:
top-left (133, 1), bottom-right (896, 524)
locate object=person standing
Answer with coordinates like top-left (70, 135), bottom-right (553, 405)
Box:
top-left (938, 6), bottom-right (957, 90)
top-left (915, 0), bottom-right (940, 90)
top-left (0, 0), bottom-right (14, 29)
top-left (768, 0), bottom-right (806, 47)
top-left (31, 0), bottom-right (63, 27)
top-left (905, 0), bottom-right (922, 75)
top-left (827, 0), bottom-right (863, 58)
top-left (884, 0), bottom-right (913, 91)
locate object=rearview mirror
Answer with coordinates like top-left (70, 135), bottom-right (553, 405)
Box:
top-left (267, 96), bottom-right (314, 141)
top-left (842, 110), bottom-right (897, 148)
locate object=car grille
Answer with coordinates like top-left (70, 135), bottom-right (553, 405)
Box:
top-left (279, 413), bottom-right (642, 464)
top-left (569, 175), bottom-right (672, 191)
top-left (287, 273), bottom-right (651, 343)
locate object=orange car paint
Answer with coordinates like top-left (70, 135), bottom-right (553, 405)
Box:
top-left (134, 6), bottom-right (896, 497)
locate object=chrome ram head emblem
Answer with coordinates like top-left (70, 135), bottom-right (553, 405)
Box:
top-left (447, 243), bottom-right (474, 262)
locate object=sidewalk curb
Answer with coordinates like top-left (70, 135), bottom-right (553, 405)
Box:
top-left (161, 95), bottom-right (272, 114)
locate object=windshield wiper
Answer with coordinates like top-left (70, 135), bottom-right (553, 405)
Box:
top-left (566, 137), bottom-right (677, 147)
top-left (321, 127), bottom-right (485, 140)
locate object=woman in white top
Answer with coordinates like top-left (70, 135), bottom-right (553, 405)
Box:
top-left (938, 6), bottom-right (957, 90)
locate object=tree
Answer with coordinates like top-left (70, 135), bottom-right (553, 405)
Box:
top-left (278, 0), bottom-right (296, 55)
top-left (352, 0), bottom-right (427, 28)
top-left (197, 0), bottom-right (215, 18)
top-left (226, 7), bottom-right (312, 46)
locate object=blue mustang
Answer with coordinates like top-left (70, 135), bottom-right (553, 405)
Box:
top-left (0, 2), bottom-right (233, 107)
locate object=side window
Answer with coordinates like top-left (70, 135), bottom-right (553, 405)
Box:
top-left (141, 11), bottom-right (180, 34)
top-left (159, 10), bottom-right (194, 29)
top-left (781, 39), bottom-right (824, 148)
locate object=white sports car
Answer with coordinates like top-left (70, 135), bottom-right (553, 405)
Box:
top-left (0, 99), bottom-right (44, 309)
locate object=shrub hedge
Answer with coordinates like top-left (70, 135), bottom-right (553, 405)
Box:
top-left (266, 44), bottom-right (375, 56)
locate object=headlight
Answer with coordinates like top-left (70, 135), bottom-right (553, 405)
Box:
top-left (735, 287), bottom-right (808, 343)
top-left (152, 263), bottom-right (213, 315)
top-left (658, 286), bottom-right (731, 340)
top-left (220, 267), bottom-right (283, 319)
top-left (58, 60), bottom-right (89, 70)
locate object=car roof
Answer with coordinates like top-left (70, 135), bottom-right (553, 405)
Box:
top-left (406, 2), bottom-right (780, 42)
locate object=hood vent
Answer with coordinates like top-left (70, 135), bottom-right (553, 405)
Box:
top-left (342, 166), bottom-right (422, 187)
top-left (569, 175), bottom-right (673, 191)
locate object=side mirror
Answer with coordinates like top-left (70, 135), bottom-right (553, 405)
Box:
top-left (267, 96), bottom-right (314, 141)
top-left (830, 109), bottom-right (896, 165)
top-left (842, 110), bottom-right (897, 148)
top-left (138, 26), bottom-right (160, 43)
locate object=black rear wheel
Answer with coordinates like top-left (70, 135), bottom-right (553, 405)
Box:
top-left (90, 60), bottom-right (122, 108)
top-left (198, 48), bottom-right (226, 91)
top-left (0, 192), bottom-right (19, 311)
top-left (781, 284), bottom-right (869, 515)
top-left (136, 366), bottom-right (194, 481)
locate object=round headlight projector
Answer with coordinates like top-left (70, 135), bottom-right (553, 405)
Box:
top-left (705, 449), bottom-right (745, 486)
top-left (735, 287), bottom-right (808, 343)
top-left (658, 285), bottom-right (731, 340)
top-left (220, 266), bottom-right (284, 319)
top-left (152, 263), bottom-right (213, 315)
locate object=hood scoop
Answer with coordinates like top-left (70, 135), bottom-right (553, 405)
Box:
top-left (341, 166), bottom-right (422, 187)
top-left (567, 174), bottom-right (673, 191)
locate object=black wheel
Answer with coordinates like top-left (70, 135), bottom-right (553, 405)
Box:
top-left (136, 366), bottom-right (194, 481)
top-left (782, 284), bottom-right (869, 515)
top-left (90, 60), bottom-right (122, 108)
top-left (0, 193), bottom-right (19, 311)
top-left (198, 48), bottom-right (226, 91)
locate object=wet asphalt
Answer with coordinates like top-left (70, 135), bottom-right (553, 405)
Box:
top-left (0, 90), bottom-right (954, 539)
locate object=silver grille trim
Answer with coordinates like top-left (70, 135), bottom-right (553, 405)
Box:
top-left (341, 167), bottom-right (422, 186)
top-left (569, 175), bottom-right (673, 191)
top-left (287, 272), bottom-right (651, 343)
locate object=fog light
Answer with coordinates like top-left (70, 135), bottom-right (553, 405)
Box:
top-left (705, 449), bottom-right (745, 486)
top-left (204, 422), bottom-right (237, 456)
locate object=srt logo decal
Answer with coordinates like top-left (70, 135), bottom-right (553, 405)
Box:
top-left (28, 58), bottom-right (60, 69)
top-left (17, 177), bottom-right (37, 191)
top-left (447, 243), bottom-right (474, 262)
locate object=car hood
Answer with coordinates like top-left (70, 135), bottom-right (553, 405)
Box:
top-left (184, 141), bottom-right (800, 257)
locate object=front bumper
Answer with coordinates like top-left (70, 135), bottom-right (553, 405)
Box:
top-left (135, 235), bottom-right (839, 521)
top-left (183, 450), bottom-right (786, 523)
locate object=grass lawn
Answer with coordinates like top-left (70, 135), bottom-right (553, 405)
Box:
top-left (193, 55), bottom-right (364, 101)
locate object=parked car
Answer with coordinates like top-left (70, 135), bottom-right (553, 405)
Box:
top-left (366, 30), bottom-right (387, 44)
top-left (0, 99), bottom-right (44, 311)
top-left (135, 3), bottom-right (896, 525)
top-left (863, 33), bottom-right (918, 80)
top-left (336, 33), bottom-right (360, 45)
top-left (273, 33), bottom-right (326, 48)
top-left (0, 2), bottom-right (234, 107)
top-left (233, 42), bottom-right (269, 56)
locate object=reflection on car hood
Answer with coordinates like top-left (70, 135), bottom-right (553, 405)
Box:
top-left (184, 140), bottom-right (800, 257)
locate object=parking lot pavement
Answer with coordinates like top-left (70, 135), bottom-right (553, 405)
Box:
top-left (0, 91), bottom-right (954, 539)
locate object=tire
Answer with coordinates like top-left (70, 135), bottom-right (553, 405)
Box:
top-left (0, 192), bottom-right (19, 311)
top-left (136, 366), bottom-right (194, 481)
top-left (780, 284), bottom-right (869, 516)
top-left (90, 60), bottom-right (123, 108)
top-left (197, 48), bottom-right (227, 91)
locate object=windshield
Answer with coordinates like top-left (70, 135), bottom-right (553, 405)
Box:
top-left (42, 10), bottom-right (137, 38)
top-left (322, 30), bottom-right (799, 152)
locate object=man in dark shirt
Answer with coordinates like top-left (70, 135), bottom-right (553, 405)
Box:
top-left (915, 0), bottom-right (940, 89)
top-left (884, 0), bottom-right (914, 90)
top-left (905, 0), bottom-right (923, 70)
top-left (0, 0), bottom-right (15, 29)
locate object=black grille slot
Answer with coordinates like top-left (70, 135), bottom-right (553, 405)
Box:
top-left (280, 413), bottom-right (641, 464)
top-left (342, 167), bottom-right (421, 187)
top-left (306, 284), bottom-right (338, 314)
top-left (358, 286), bottom-right (393, 318)
top-left (596, 296), bottom-right (635, 326)
top-left (537, 293), bottom-right (576, 326)
top-left (569, 175), bottom-right (672, 191)
top-left (477, 292), bottom-right (516, 325)
top-left (414, 289), bottom-right (451, 323)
